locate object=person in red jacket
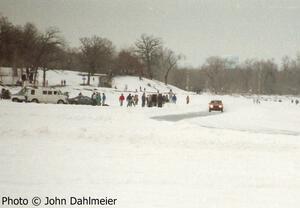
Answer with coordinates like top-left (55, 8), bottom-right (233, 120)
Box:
top-left (119, 93), bottom-right (125, 106)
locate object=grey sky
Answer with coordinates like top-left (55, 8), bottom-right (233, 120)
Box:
top-left (1, 0), bottom-right (300, 67)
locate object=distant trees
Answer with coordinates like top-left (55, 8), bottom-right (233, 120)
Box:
top-left (2, 15), bottom-right (300, 95)
top-left (115, 49), bottom-right (144, 78)
top-left (135, 34), bottom-right (162, 79)
top-left (19, 23), bottom-right (40, 69)
top-left (159, 48), bottom-right (181, 85)
top-left (168, 56), bottom-right (300, 95)
top-left (79, 36), bottom-right (115, 85)
top-left (202, 57), bottom-right (227, 93)
top-left (1, 16), bottom-right (182, 87)
top-left (0, 16), bottom-right (65, 86)
top-left (0, 16), bottom-right (22, 67)
top-left (34, 28), bottom-right (65, 86)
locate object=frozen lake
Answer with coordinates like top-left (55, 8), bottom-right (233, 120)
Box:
top-left (1, 93), bottom-right (300, 208)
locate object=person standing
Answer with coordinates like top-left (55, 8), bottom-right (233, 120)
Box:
top-left (102, 93), bottom-right (106, 105)
top-left (142, 93), bottom-right (146, 107)
top-left (91, 92), bottom-right (97, 106)
top-left (172, 94), bottom-right (177, 104)
top-left (126, 94), bottom-right (132, 107)
top-left (168, 89), bottom-right (173, 101)
top-left (186, 95), bottom-right (190, 104)
top-left (119, 93), bottom-right (125, 106)
top-left (96, 92), bottom-right (101, 106)
top-left (157, 93), bottom-right (163, 107)
top-left (134, 94), bottom-right (139, 106)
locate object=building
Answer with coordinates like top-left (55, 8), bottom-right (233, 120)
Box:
top-left (78, 73), bottom-right (111, 87)
top-left (0, 67), bottom-right (23, 85)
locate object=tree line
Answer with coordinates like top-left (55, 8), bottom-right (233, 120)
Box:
top-left (169, 56), bottom-right (300, 95)
top-left (0, 16), bottom-right (180, 86)
top-left (1, 15), bottom-right (300, 95)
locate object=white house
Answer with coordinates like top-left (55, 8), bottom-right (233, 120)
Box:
top-left (0, 67), bottom-right (23, 85)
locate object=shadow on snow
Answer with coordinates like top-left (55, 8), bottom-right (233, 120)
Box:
top-left (151, 111), bottom-right (300, 136)
top-left (151, 111), bottom-right (218, 122)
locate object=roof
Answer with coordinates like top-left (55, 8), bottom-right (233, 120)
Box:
top-left (77, 73), bottom-right (108, 77)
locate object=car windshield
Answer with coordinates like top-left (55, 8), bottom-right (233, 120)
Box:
top-left (211, 100), bottom-right (222, 104)
top-left (16, 88), bottom-right (27, 95)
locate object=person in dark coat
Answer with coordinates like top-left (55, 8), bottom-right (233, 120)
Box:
top-left (142, 93), bottom-right (146, 107)
top-left (91, 92), bottom-right (97, 106)
top-left (151, 94), bottom-right (157, 106)
top-left (126, 94), bottom-right (132, 107)
top-left (157, 93), bottom-right (163, 107)
top-left (102, 93), bottom-right (106, 105)
top-left (172, 94), bottom-right (177, 104)
top-left (147, 95), bottom-right (152, 107)
top-left (186, 95), bottom-right (190, 104)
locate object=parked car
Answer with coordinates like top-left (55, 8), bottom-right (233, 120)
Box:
top-left (11, 87), bottom-right (68, 104)
top-left (67, 95), bottom-right (93, 105)
top-left (209, 100), bottom-right (223, 112)
top-left (1, 88), bottom-right (11, 99)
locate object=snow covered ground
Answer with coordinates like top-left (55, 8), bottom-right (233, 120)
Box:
top-left (1, 69), bottom-right (186, 99)
top-left (1, 70), bottom-right (300, 207)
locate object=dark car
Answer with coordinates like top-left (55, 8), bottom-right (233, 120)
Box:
top-left (67, 95), bottom-right (93, 105)
top-left (1, 88), bottom-right (11, 100)
top-left (209, 100), bottom-right (223, 112)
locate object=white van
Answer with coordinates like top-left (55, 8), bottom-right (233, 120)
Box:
top-left (11, 87), bottom-right (68, 104)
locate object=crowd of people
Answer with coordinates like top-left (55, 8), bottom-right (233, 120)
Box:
top-left (66, 87), bottom-right (189, 107)
top-left (90, 92), bottom-right (106, 106)
top-left (1, 84), bottom-right (192, 107)
top-left (119, 91), bottom-right (180, 108)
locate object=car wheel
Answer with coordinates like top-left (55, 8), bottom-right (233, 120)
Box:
top-left (57, 100), bottom-right (65, 104)
top-left (31, 99), bottom-right (39, 103)
top-left (12, 98), bottom-right (19, 102)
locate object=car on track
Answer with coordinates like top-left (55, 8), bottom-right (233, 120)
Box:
top-left (11, 87), bottom-right (68, 104)
top-left (67, 95), bottom-right (93, 105)
top-left (209, 100), bottom-right (224, 112)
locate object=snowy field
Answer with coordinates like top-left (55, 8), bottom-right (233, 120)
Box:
top-left (1, 70), bottom-right (300, 207)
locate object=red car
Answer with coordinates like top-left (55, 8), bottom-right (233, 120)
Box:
top-left (209, 100), bottom-right (223, 112)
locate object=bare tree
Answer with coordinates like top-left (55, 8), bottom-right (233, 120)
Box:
top-left (32, 27), bottom-right (65, 86)
top-left (161, 48), bottom-right (181, 85)
top-left (115, 49), bottom-right (144, 77)
top-left (0, 16), bottom-right (22, 67)
top-left (0, 17), bottom-right (64, 86)
top-left (80, 36), bottom-right (115, 85)
top-left (135, 34), bottom-right (162, 79)
top-left (203, 57), bottom-right (227, 93)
